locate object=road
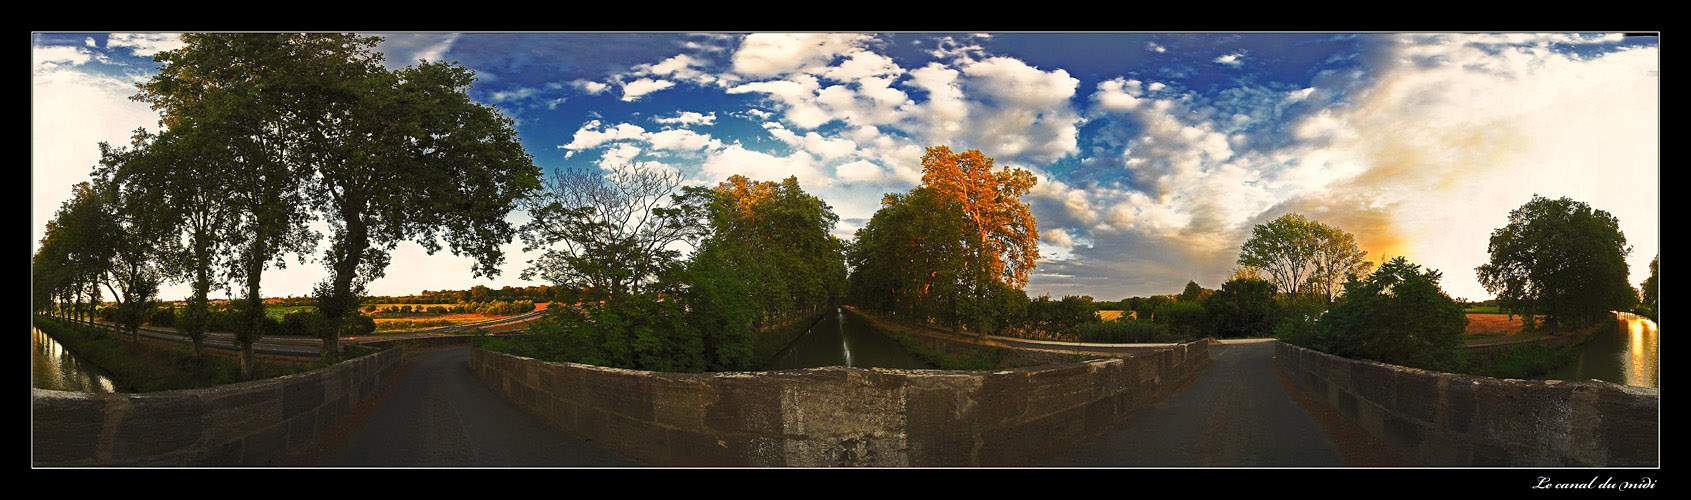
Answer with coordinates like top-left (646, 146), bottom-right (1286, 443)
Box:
top-left (1027, 339), bottom-right (1408, 467)
top-left (325, 347), bottom-right (638, 467)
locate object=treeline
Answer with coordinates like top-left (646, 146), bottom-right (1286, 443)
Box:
top-left (90, 302), bottom-right (377, 339)
top-left (30, 33), bottom-right (540, 379)
top-left (480, 164), bottom-right (848, 373)
top-left (366, 301), bottom-right (535, 316)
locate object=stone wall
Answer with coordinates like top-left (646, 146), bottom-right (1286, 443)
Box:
top-left (31, 347), bottom-right (404, 466)
top-left (1274, 341), bottom-right (1658, 466)
top-left (469, 340), bottom-right (1210, 466)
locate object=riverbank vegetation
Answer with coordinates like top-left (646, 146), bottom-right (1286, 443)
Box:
top-left (480, 164), bottom-right (848, 373)
top-left (32, 316), bottom-right (377, 392)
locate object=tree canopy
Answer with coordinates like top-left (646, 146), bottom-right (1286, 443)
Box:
top-left (1475, 195), bottom-right (1635, 329)
top-left (1237, 213), bottom-right (1372, 301)
top-left (845, 146), bottom-right (1039, 336)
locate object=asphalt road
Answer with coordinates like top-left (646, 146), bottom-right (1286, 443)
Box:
top-left (1027, 339), bottom-right (1364, 467)
top-left (329, 347), bottom-right (638, 467)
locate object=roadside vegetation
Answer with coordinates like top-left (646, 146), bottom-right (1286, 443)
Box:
top-left (33, 315), bottom-right (378, 392)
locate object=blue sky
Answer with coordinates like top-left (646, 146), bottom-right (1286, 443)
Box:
top-left (32, 32), bottom-right (1660, 303)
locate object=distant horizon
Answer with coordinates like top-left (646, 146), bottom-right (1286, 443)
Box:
top-left (33, 32), bottom-right (1660, 303)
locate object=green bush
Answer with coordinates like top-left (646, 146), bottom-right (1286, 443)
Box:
top-left (1292, 257), bottom-right (1468, 370)
top-left (1202, 278), bottom-right (1279, 338)
top-left (1151, 302), bottom-right (1209, 338)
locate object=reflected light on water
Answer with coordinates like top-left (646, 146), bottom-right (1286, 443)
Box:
top-left (32, 327), bottom-right (118, 393)
top-left (1624, 316), bottom-right (1659, 388)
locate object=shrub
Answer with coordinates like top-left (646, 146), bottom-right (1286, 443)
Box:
top-left (280, 309), bottom-right (326, 337)
top-left (1152, 302), bottom-right (1209, 339)
top-left (1202, 278), bottom-right (1279, 338)
top-left (1296, 257), bottom-right (1468, 370)
top-left (149, 306), bottom-right (176, 328)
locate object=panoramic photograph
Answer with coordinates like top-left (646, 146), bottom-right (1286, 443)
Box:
top-left (31, 32), bottom-right (1658, 475)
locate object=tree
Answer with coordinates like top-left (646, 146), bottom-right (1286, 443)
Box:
top-left (136, 33), bottom-right (321, 379)
top-left (90, 131), bottom-right (177, 343)
top-left (1178, 280), bottom-right (1211, 303)
top-left (1237, 213), bottom-right (1371, 302)
top-left (1301, 256), bottom-right (1468, 370)
top-left (1638, 255), bottom-right (1658, 319)
top-left (1475, 195), bottom-right (1635, 329)
top-left (116, 124), bottom-right (239, 358)
top-left (283, 40), bottom-right (540, 359)
top-left (518, 162), bottom-right (698, 300)
top-left (682, 175), bottom-right (847, 327)
top-left (845, 146), bottom-right (1039, 336)
top-left (1202, 278), bottom-right (1280, 338)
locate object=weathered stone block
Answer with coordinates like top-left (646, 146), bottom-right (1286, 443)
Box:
top-left (109, 392), bottom-right (207, 463)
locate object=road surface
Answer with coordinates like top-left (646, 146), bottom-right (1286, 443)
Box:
top-left (1028, 339), bottom-right (1408, 467)
top-left (327, 347), bottom-right (638, 467)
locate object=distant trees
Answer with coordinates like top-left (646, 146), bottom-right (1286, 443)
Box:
top-left (845, 146), bottom-right (1039, 337)
top-left (1476, 195), bottom-right (1636, 329)
top-left (1237, 213), bottom-right (1372, 302)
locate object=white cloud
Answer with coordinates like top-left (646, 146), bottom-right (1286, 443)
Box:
top-left (731, 33), bottom-right (874, 77)
top-left (1213, 52), bottom-right (1246, 67)
top-left (572, 79), bottom-right (610, 95)
top-left (834, 160), bottom-right (886, 184)
top-left (654, 111), bottom-right (717, 126)
top-left (105, 33), bottom-right (184, 57)
top-left (620, 77), bottom-right (675, 101)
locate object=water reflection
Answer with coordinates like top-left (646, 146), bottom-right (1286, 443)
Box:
top-left (1540, 314), bottom-right (1658, 388)
top-left (764, 308), bottom-right (934, 370)
top-left (32, 326), bottom-right (123, 393)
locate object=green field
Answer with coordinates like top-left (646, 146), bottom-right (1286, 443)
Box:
top-left (1463, 306), bottom-right (1505, 314)
top-left (263, 305), bottom-right (317, 321)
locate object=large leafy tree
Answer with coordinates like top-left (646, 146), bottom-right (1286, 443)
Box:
top-left (280, 37), bottom-right (540, 358)
top-left (136, 33), bottom-right (321, 378)
top-left (1202, 277), bottom-right (1280, 338)
top-left (1237, 213), bottom-right (1372, 302)
top-left (845, 146), bottom-right (1039, 335)
top-left (1476, 195), bottom-right (1636, 329)
top-left (683, 175), bottom-right (847, 327)
top-left (1639, 255), bottom-right (1658, 319)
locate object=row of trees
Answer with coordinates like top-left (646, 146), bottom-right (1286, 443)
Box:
top-left (502, 162), bottom-right (849, 372)
top-left (32, 33), bottom-right (540, 379)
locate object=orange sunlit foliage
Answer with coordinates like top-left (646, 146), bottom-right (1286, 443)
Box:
top-left (919, 146), bottom-right (1040, 289)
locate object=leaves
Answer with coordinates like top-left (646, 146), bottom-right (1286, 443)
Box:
top-left (1476, 195), bottom-right (1635, 328)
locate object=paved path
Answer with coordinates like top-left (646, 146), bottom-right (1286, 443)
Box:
top-left (1028, 339), bottom-right (1401, 467)
top-left (328, 347), bottom-right (638, 467)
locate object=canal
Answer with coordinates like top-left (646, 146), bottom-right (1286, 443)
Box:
top-left (1539, 313), bottom-right (1659, 388)
top-left (763, 307), bottom-right (935, 370)
top-left (32, 326), bottom-right (126, 393)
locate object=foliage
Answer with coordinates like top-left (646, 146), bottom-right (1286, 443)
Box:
top-left (1237, 213), bottom-right (1372, 301)
top-left (1291, 256), bottom-right (1469, 370)
top-left (679, 175), bottom-right (848, 328)
top-left (518, 162), bottom-right (696, 300)
top-left (1177, 280), bottom-right (1212, 303)
top-left (1202, 278), bottom-right (1280, 338)
top-left (1151, 302), bottom-right (1209, 339)
top-left (1636, 255), bottom-right (1658, 320)
top-left (1475, 195), bottom-right (1636, 329)
top-left (845, 146), bottom-right (1039, 335)
top-left (1023, 295), bottom-right (1101, 338)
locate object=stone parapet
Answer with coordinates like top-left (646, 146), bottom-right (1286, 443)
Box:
top-left (31, 347), bottom-right (403, 467)
top-left (1274, 341), bottom-right (1658, 466)
top-left (469, 339), bottom-right (1211, 466)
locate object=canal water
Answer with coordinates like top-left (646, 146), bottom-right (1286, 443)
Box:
top-left (1539, 314), bottom-right (1659, 388)
top-left (763, 308), bottom-right (935, 370)
top-left (32, 326), bottom-right (126, 393)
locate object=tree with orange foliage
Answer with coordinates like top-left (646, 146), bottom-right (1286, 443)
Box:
top-left (847, 146), bottom-right (1039, 336)
top-left (918, 146), bottom-right (1040, 289)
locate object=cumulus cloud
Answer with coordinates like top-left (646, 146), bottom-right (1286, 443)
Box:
top-left (620, 77), bottom-right (675, 101)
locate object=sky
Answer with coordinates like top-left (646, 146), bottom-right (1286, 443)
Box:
top-left (32, 32), bottom-right (1660, 303)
